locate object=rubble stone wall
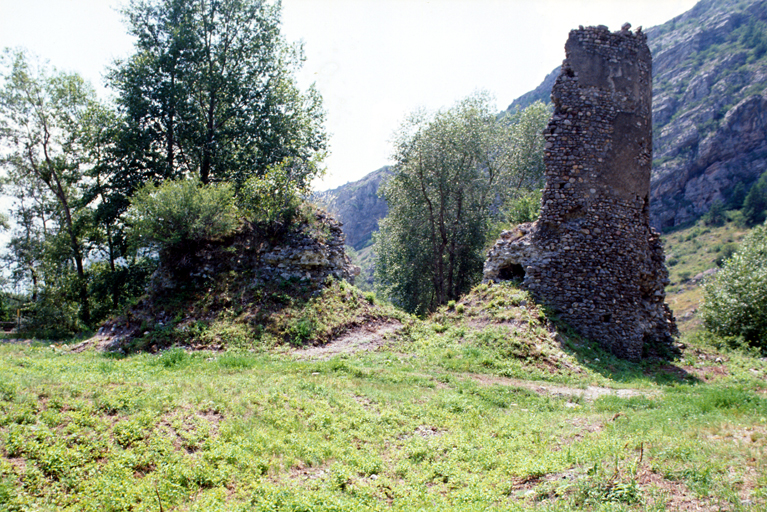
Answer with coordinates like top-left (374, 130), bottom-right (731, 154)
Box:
top-left (484, 25), bottom-right (677, 360)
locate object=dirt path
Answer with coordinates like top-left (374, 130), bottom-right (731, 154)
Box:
top-left (467, 373), bottom-right (657, 401)
top-left (293, 320), bottom-right (402, 360)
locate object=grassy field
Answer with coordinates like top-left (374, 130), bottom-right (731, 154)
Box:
top-left (2, 283), bottom-right (767, 511)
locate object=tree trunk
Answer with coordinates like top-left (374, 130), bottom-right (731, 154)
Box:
top-left (167, 74), bottom-right (175, 174)
top-left (35, 146), bottom-right (91, 325)
top-left (200, 89), bottom-right (216, 184)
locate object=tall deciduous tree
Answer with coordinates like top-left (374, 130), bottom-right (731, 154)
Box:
top-left (374, 94), bottom-right (549, 314)
top-left (110, 0), bottom-right (326, 192)
top-left (0, 49), bottom-right (96, 325)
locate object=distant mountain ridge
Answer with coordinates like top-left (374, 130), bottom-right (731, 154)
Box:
top-left (506, 0), bottom-right (767, 229)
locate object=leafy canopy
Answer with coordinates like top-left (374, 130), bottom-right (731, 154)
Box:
top-left (743, 171), bottom-right (767, 227)
top-left (374, 95), bottom-right (550, 314)
top-left (109, 0), bottom-right (326, 190)
top-left (0, 49), bottom-right (99, 327)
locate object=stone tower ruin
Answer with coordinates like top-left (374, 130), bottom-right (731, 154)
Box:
top-left (484, 24), bottom-right (677, 360)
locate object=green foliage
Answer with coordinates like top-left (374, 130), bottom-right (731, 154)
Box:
top-left (743, 171), bottom-right (767, 226)
top-left (0, 293), bottom-right (10, 323)
top-left (19, 288), bottom-right (86, 340)
top-left (502, 188), bottom-right (543, 225)
top-left (109, 0), bottom-right (326, 188)
top-left (238, 159), bottom-right (307, 228)
top-left (3, 278), bottom-right (767, 510)
top-left (128, 178), bottom-right (240, 252)
top-left (499, 100), bottom-right (551, 193)
top-left (728, 181), bottom-right (747, 210)
top-left (288, 315), bottom-right (316, 346)
top-left (0, 49), bottom-right (99, 326)
top-left (375, 96), bottom-right (550, 314)
top-left (155, 347), bottom-right (192, 369)
top-left (740, 17), bottom-right (767, 59)
top-left (702, 223), bottom-right (767, 346)
top-left (714, 242), bottom-right (738, 267)
top-left (702, 200), bottom-right (726, 226)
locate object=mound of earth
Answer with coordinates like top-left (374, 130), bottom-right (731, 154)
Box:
top-left (81, 209), bottom-right (405, 353)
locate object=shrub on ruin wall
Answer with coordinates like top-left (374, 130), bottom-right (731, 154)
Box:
top-left (702, 223), bottom-right (767, 346)
top-left (238, 158), bottom-right (310, 230)
top-left (128, 178), bottom-right (240, 254)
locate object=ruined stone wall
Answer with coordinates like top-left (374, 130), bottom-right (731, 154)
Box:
top-left (484, 25), bottom-right (677, 360)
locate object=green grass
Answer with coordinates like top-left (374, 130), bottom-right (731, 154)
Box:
top-left (2, 282), bottom-right (767, 510)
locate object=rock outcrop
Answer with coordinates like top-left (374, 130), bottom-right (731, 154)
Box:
top-left (485, 25), bottom-right (677, 360)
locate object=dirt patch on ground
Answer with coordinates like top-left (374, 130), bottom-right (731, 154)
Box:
top-left (467, 374), bottom-right (658, 401)
top-left (0, 338), bottom-right (34, 345)
top-left (637, 468), bottom-right (723, 511)
top-left (156, 409), bottom-right (224, 454)
top-left (293, 320), bottom-right (402, 360)
top-left (69, 335), bottom-right (118, 353)
top-left (288, 463), bottom-right (330, 482)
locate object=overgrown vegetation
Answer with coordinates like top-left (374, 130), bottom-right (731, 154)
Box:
top-left (702, 222), bottom-right (767, 347)
top-left (2, 281), bottom-right (767, 510)
top-left (374, 97), bottom-right (550, 314)
top-left (128, 178), bottom-right (240, 255)
top-left (124, 277), bottom-right (407, 354)
top-left (0, 0), bottom-right (326, 338)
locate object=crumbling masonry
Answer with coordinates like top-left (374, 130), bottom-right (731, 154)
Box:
top-left (484, 24), bottom-right (677, 360)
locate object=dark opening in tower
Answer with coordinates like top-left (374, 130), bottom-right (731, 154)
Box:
top-left (498, 263), bottom-right (525, 282)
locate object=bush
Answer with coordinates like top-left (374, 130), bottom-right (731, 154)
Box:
top-left (743, 172), bottom-right (767, 226)
top-left (715, 242), bottom-right (738, 267)
top-left (128, 178), bottom-right (239, 251)
top-left (702, 200), bottom-right (726, 226)
top-left (701, 223), bottom-right (767, 346)
top-left (239, 159), bottom-right (306, 228)
top-left (503, 189), bottom-right (542, 225)
top-left (20, 293), bottom-right (85, 340)
top-left (0, 293), bottom-right (10, 323)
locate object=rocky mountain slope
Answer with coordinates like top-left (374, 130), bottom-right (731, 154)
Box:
top-left (321, 0), bottom-right (767, 247)
top-left (508, 0), bottom-right (767, 229)
top-left (314, 166), bottom-right (392, 250)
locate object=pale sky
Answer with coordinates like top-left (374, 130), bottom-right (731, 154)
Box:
top-left (0, 0), bottom-right (698, 193)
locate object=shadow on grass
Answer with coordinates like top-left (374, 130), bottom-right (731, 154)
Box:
top-left (550, 316), bottom-right (701, 386)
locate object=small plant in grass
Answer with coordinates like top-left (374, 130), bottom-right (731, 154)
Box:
top-left (289, 316), bottom-right (316, 346)
top-left (156, 347), bottom-right (191, 369)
